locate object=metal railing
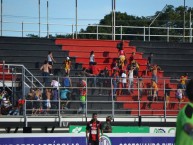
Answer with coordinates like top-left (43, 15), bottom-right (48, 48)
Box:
top-left (1, 75), bottom-right (187, 121)
top-left (0, 20), bottom-right (192, 42)
top-left (0, 63), bottom-right (44, 98)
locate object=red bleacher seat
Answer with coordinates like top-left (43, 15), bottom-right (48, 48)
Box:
top-left (56, 38), bottom-right (186, 116)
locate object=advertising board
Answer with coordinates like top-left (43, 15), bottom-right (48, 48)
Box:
top-left (0, 133), bottom-right (175, 145)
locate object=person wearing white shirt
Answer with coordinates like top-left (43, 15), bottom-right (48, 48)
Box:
top-left (89, 51), bottom-right (96, 65)
top-left (51, 79), bottom-right (61, 110)
top-left (128, 67), bottom-right (134, 94)
top-left (47, 51), bottom-right (56, 75)
top-left (121, 70), bottom-right (127, 95)
top-left (51, 79), bottom-right (61, 90)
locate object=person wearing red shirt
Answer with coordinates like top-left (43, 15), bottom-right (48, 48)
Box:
top-left (90, 65), bottom-right (99, 88)
top-left (86, 113), bottom-right (102, 145)
top-left (129, 52), bottom-right (135, 65)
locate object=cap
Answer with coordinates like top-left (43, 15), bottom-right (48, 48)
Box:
top-left (67, 57), bottom-right (70, 60)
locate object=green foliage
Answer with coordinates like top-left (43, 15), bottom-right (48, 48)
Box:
top-left (26, 34), bottom-right (39, 38)
top-left (55, 34), bottom-right (73, 38)
top-left (78, 5), bottom-right (192, 41)
top-left (27, 5), bottom-right (193, 41)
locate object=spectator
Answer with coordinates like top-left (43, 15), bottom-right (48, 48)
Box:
top-left (102, 116), bottom-right (112, 133)
top-left (51, 78), bottom-right (61, 110)
top-left (80, 67), bottom-right (95, 77)
top-left (165, 84), bottom-right (172, 109)
top-left (90, 65), bottom-right (100, 88)
top-left (2, 96), bottom-right (11, 108)
top-left (32, 88), bottom-right (42, 115)
top-left (97, 70), bottom-right (105, 95)
top-left (1, 91), bottom-right (12, 115)
top-left (51, 78), bottom-right (61, 90)
top-left (118, 46), bottom-right (126, 70)
top-left (0, 90), bottom-right (3, 115)
top-left (147, 53), bottom-right (154, 66)
top-left (89, 51), bottom-right (96, 65)
top-left (121, 70), bottom-right (127, 95)
top-left (60, 88), bottom-right (71, 110)
top-left (63, 74), bottom-right (72, 89)
top-left (179, 72), bottom-right (188, 90)
top-left (77, 78), bottom-right (87, 114)
top-left (117, 73), bottom-right (122, 96)
top-left (103, 66), bottom-right (110, 95)
top-left (176, 84), bottom-right (183, 109)
top-left (45, 88), bottom-right (52, 113)
top-left (103, 66), bottom-right (110, 77)
top-left (152, 64), bottom-right (161, 83)
top-left (111, 70), bottom-right (119, 97)
top-left (138, 77), bottom-right (144, 100)
top-left (90, 64), bottom-right (100, 75)
top-left (8, 105), bottom-right (19, 116)
top-left (131, 60), bottom-right (139, 77)
top-left (63, 57), bottom-right (71, 75)
top-left (26, 88), bottom-right (35, 114)
top-left (117, 41), bottom-right (123, 50)
top-left (151, 79), bottom-right (158, 102)
top-left (111, 58), bottom-right (119, 73)
top-left (47, 51), bottom-right (56, 75)
top-left (27, 88), bottom-right (35, 99)
top-left (145, 53), bottom-right (153, 76)
top-left (147, 83), bottom-right (153, 109)
top-left (40, 60), bottom-right (52, 86)
top-left (129, 52), bottom-right (135, 65)
top-left (97, 67), bottom-right (110, 95)
top-left (128, 67), bottom-right (134, 94)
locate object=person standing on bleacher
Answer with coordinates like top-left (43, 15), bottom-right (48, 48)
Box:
top-left (40, 60), bottom-right (52, 86)
top-left (89, 51), bottom-right (96, 65)
top-left (47, 51), bottom-right (56, 75)
top-left (77, 78), bottom-right (87, 114)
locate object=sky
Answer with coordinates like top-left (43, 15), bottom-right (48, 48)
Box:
top-left (1, 0), bottom-right (193, 37)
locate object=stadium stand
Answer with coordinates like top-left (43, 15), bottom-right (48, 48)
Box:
top-left (130, 41), bottom-right (193, 78)
top-left (0, 37), bottom-right (191, 132)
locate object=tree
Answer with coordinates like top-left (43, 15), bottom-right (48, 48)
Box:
top-left (26, 5), bottom-right (192, 42)
top-left (78, 5), bottom-right (192, 41)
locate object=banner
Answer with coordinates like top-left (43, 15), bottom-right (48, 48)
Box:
top-left (150, 127), bottom-right (176, 134)
top-left (0, 134), bottom-right (175, 145)
top-left (112, 126), bottom-right (149, 133)
top-left (0, 134), bottom-right (85, 145)
top-left (69, 125), bottom-right (149, 133)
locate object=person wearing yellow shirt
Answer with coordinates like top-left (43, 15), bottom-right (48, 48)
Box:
top-left (63, 57), bottom-right (71, 75)
top-left (151, 79), bottom-right (158, 102)
top-left (152, 64), bottom-right (161, 83)
top-left (180, 73), bottom-right (188, 89)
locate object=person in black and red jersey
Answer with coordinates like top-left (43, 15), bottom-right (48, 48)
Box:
top-left (86, 113), bottom-right (102, 145)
